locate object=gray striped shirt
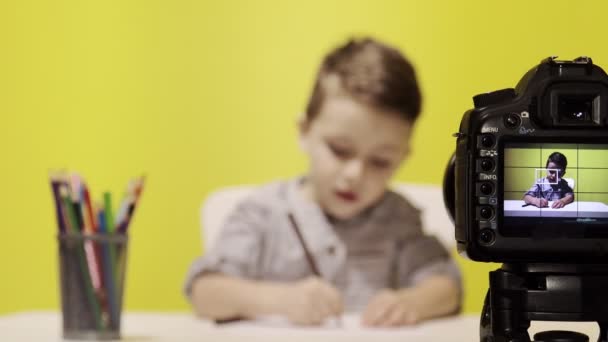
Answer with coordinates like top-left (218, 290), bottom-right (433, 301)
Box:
top-left (525, 177), bottom-right (574, 201)
top-left (184, 178), bottom-right (461, 312)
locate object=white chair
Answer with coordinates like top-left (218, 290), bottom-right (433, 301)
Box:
top-left (201, 185), bottom-right (254, 250)
top-left (563, 177), bottom-right (575, 191)
top-left (201, 182), bottom-right (455, 251)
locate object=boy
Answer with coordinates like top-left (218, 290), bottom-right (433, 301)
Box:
top-left (184, 38), bottom-right (461, 327)
top-left (524, 152), bottom-right (575, 209)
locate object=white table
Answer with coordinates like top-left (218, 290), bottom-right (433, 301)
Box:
top-left (0, 311), bottom-right (601, 341)
top-left (504, 200), bottom-right (608, 218)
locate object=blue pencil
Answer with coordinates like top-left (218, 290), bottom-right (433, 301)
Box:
top-left (98, 210), bottom-right (119, 328)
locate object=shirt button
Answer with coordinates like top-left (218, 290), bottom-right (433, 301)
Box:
top-left (327, 245), bottom-right (336, 256)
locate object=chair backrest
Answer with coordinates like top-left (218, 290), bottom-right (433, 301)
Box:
top-left (201, 182), bottom-right (455, 251)
top-left (201, 185), bottom-right (255, 250)
top-left (392, 183), bottom-right (454, 249)
top-left (563, 177), bottom-right (575, 191)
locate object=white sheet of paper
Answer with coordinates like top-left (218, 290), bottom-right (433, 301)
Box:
top-left (213, 313), bottom-right (448, 337)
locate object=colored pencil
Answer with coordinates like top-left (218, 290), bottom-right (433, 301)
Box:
top-left (61, 187), bottom-right (103, 330)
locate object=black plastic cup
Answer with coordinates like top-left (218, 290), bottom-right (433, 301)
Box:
top-left (57, 233), bottom-right (128, 340)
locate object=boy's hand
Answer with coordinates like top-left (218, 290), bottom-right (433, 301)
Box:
top-left (362, 289), bottom-right (419, 327)
top-left (278, 277), bottom-right (343, 326)
top-left (551, 199), bottom-right (565, 208)
top-left (537, 198), bottom-right (549, 208)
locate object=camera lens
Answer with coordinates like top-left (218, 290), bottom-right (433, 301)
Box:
top-left (478, 229), bottom-right (495, 245)
top-left (480, 206), bottom-right (494, 219)
top-left (480, 159), bottom-right (494, 171)
top-left (504, 113), bottom-right (521, 128)
top-left (480, 135), bottom-right (495, 148)
top-left (480, 183), bottom-right (494, 195)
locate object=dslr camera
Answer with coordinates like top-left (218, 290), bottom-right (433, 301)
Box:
top-left (448, 56), bottom-right (608, 342)
top-left (454, 56), bottom-right (608, 263)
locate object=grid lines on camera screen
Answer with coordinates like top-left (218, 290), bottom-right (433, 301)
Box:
top-left (503, 143), bottom-right (608, 218)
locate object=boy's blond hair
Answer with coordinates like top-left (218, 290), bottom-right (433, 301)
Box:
top-left (305, 38), bottom-right (422, 123)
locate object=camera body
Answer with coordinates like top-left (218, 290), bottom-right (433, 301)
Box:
top-left (455, 56), bottom-right (608, 263)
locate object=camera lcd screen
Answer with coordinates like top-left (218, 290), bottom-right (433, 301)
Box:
top-left (503, 142), bottom-right (608, 234)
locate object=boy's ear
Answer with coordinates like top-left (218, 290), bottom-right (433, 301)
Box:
top-left (297, 114), bottom-right (311, 152)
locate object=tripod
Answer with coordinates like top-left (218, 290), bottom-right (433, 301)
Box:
top-left (480, 263), bottom-right (608, 342)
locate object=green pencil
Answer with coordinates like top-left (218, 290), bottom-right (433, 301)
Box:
top-left (103, 192), bottom-right (120, 293)
top-left (104, 192), bottom-right (114, 233)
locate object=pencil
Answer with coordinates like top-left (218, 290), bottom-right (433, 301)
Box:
top-left (61, 186), bottom-right (103, 329)
top-left (117, 176), bottom-right (145, 234)
top-left (287, 213), bottom-right (321, 275)
top-left (49, 173), bottom-right (67, 233)
top-left (98, 209), bottom-right (119, 327)
top-left (104, 192), bottom-right (114, 233)
top-left (287, 213), bottom-right (342, 327)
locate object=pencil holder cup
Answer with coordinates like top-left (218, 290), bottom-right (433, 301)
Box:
top-left (57, 233), bottom-right (129, 340)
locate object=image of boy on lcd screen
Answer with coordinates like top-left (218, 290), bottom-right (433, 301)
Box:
top-left (523, 152), bottom-right (575, 209)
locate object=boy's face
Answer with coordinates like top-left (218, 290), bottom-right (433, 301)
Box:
top-left (299, 94), bottom-right (412, 220)
top-left (546, 161), bottom-right (565, 182)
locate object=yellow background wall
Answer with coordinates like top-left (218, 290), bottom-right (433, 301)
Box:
top-left (2, 0), bottom-right (608, 315)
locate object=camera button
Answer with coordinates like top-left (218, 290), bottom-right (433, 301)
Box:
top-left (480, 158), bottom-right (495, 171)
top-left (504, 112), bottom-right (522, 129)
top-left (478, 229), bottom-right (495, 245)
top-left (480, 182), bottom-right (494, 195)
top-left (479, 206), bottom-right (494, 220)
top-left (480, 135), bottom-right (495, 148)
